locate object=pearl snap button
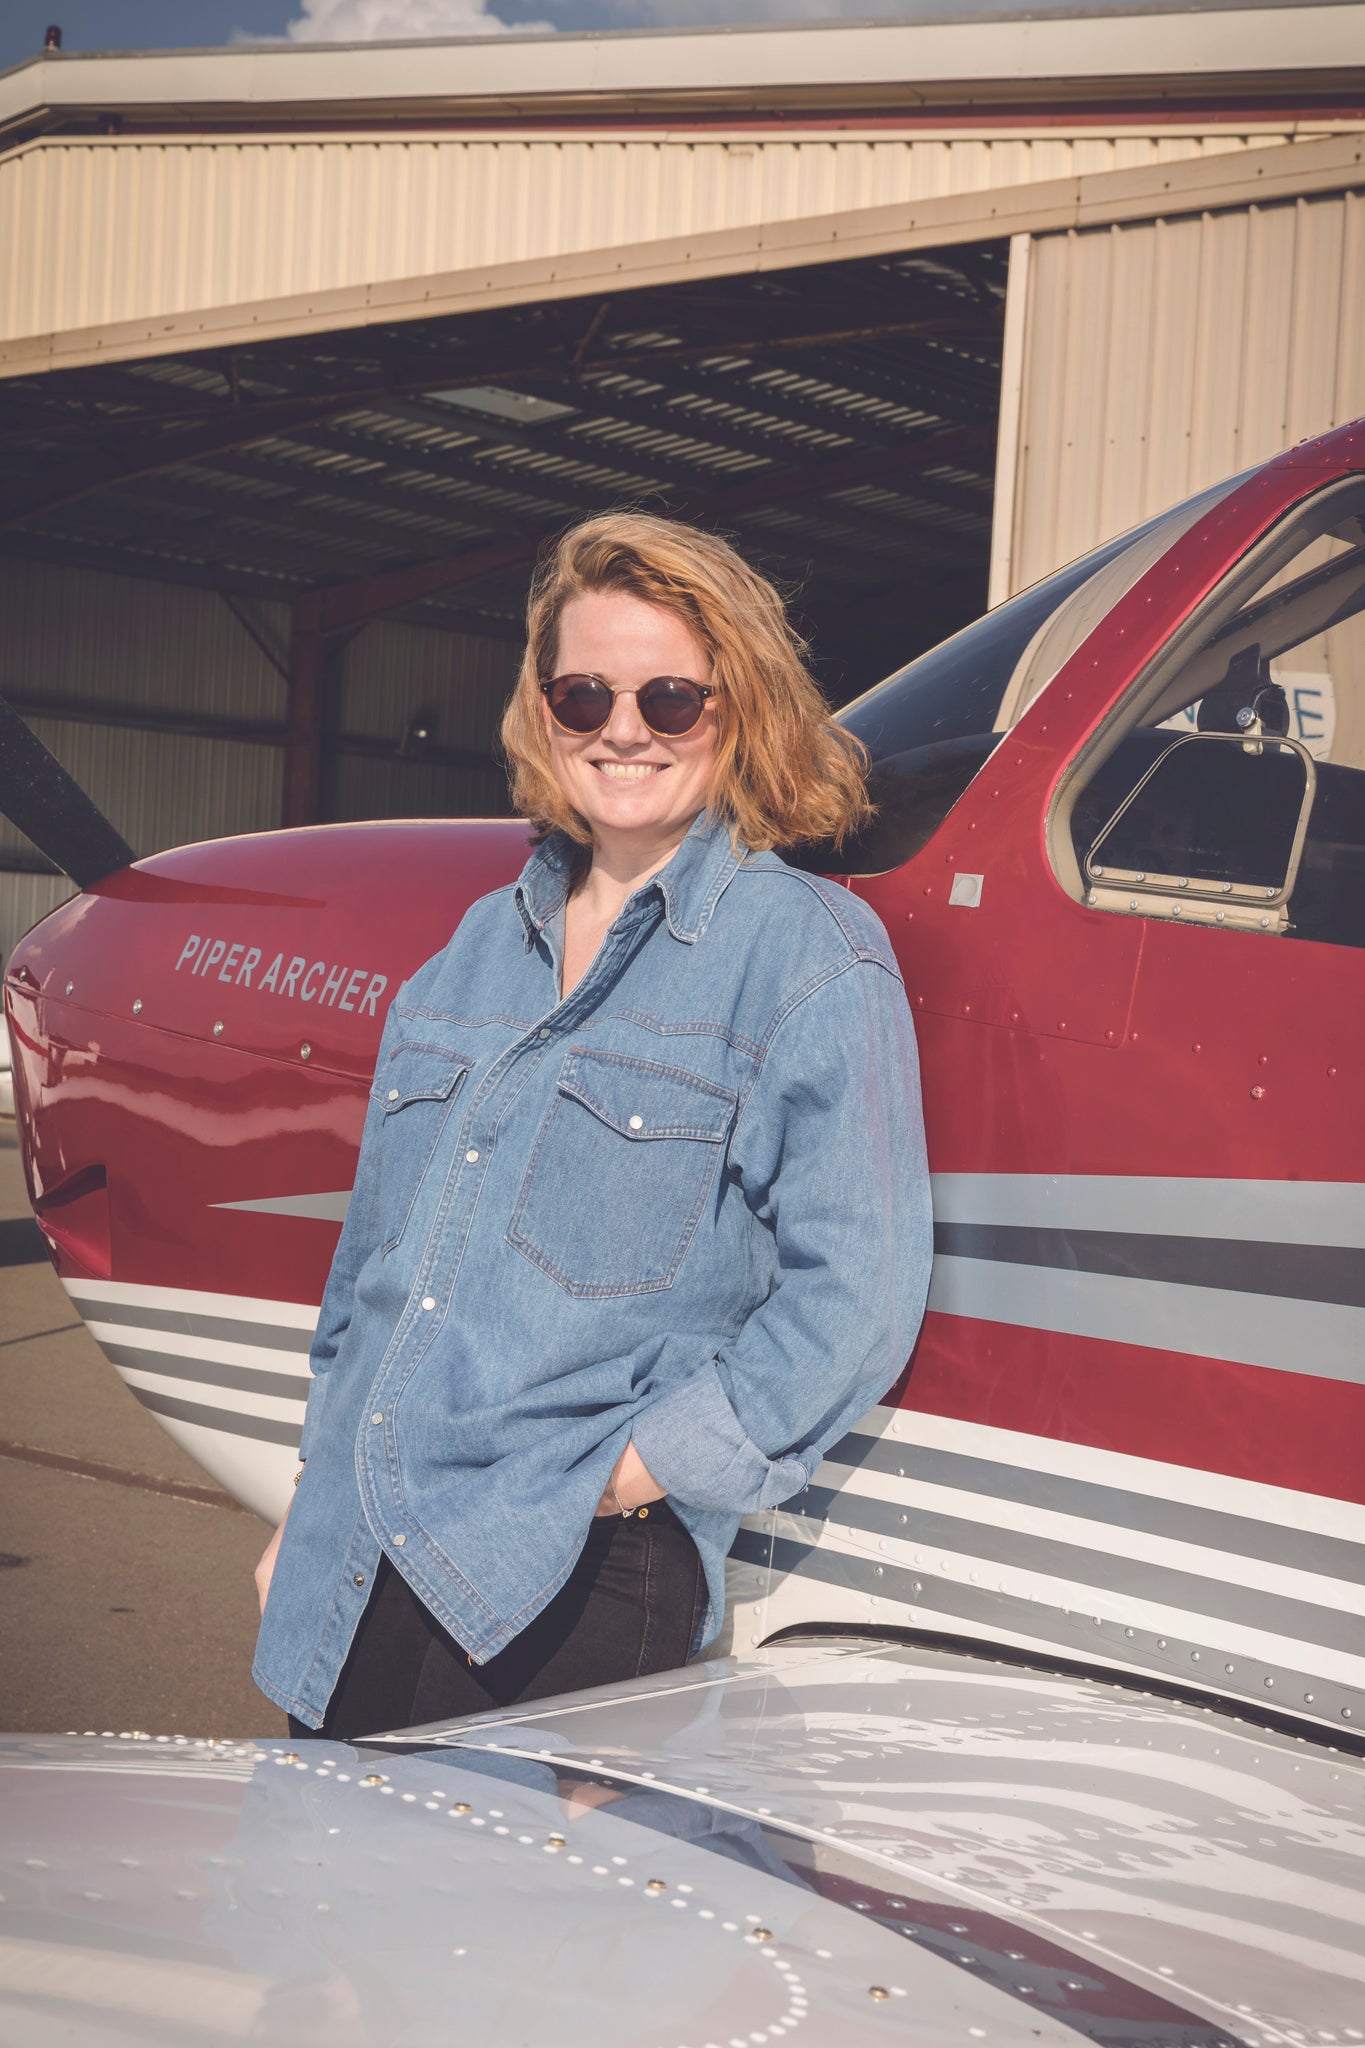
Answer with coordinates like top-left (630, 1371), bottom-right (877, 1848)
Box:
top-left (538, 1028), bottom-right (551, 1039)
top-left (371, 1412), bottom-right (383, 1425)
top-left (628, 1115), bottom-right (644, 1130)
top-left (466, 1149), bottom-right (480, 1163)
top-left (421, 1296), bottom-right (436, 1311)
top-left (387, 1088), bottom-right (399, 1100)
top-left (393, 1533), bottom-right (407, 1547)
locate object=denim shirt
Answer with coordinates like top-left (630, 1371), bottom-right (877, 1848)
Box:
top-left (253, 809), bottom-right (931, 1727)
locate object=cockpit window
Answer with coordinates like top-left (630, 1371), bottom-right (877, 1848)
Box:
top-left (791, 480), bottom-right (1241, 878)
top-left (1056, 476), bottom-right (1365, 948)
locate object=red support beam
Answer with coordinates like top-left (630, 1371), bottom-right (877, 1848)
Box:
top-left (281, 594), bottom-right (327, 829)
top-left (315, 538), bottom-right (542, 637)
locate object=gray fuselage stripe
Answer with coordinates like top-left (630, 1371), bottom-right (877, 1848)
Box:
top-left (826, 1431), bottom-right (1365, 1585)
top-left (792, 1483), bottom-right (1354, 1655)
top-left (100, 1341), bottom-right (311, 1405)
top-left (77, 1298), bottom-right (315, 1353)
top-left (934, 1221), bottom-right (1365, 1310)
top-left (129, 1384), bottom-right (302, 1448)
top-left (927, 1254), bottom-right (1362, 1383)
top-left (730, 1528), bottom-right (1349, 1721)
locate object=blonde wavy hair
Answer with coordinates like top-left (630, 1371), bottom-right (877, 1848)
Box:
top-left (500, 511), bottom-right (871, 852)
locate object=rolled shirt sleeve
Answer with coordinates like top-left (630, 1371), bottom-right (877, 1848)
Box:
top-left (630, 954), bottom-right (931, 1513)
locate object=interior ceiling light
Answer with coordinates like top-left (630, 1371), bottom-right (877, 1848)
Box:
top-left (427, 386), bottom-right (577, 426)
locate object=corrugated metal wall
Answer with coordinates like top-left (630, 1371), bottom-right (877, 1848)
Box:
top-left (1, 557), bottom-right (287, 724)
top-left (1000, 189), bottom-right (1365, 595)
top-left (331, 618), bottom-right (517, 824)
top-left (0, 559), bottom-right (288, 961)
top-left (0, 559), bottom-right (517, 965)
top-left (0, 126), bottom-right (1312, 345)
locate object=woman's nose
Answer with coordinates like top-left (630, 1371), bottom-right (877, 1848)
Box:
top-left (600, 688), bottom-right (652, 747)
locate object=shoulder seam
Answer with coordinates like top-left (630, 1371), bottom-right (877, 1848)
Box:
top-left (762, 951), bottom-right (903, 1055)
top-left (735, 859), bottom-right (892, 959)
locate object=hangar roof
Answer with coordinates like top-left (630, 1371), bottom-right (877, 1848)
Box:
top-left (1, 0), bottom-right (1359, 707)
top-left (0, 238), bottom-right (1008, 692)
top-left (3, 2), bottom-right (1362, 142)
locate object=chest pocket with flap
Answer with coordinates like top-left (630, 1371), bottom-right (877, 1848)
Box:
top-left (508, 1047), bottom-right (736, 1297)
top-left (374, 1040), bottom-right (473, 1256)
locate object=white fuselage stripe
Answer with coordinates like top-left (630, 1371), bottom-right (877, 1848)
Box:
top-left (765, 1511), bottom-right (1365, 1684)
top-left (63, 1277), bottom-right (319, 1327)
top-left (816, 1456), bottom-right (1365, 1616)
top-left (858, 1405), bottom-right (1362, 1534)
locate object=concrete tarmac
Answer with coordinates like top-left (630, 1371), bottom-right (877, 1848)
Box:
top-left (0, 1125), bottom-right (287, 1738)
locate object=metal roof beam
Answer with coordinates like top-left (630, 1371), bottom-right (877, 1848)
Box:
top-left (59, 469), bottom-right (496, 569)
top-left (184, 449), bottom-right (545, 544)
top-left (569, 376), bottom-right (857, 464)
top-left (366, 397), bottom-right (776, 495)
top-left (0, 530), bottom-right (300, 601)
top-left (300, 424), bottom-right (991, 633)
top-left (0, 307), bottom-right (999, 528)
top-left (625, 356), bottom-right (989, 454)
top-left (290, 416), bottom-right (760, 509)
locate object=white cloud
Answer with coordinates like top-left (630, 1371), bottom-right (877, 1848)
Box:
top-left (281, 0), bottom-right (553, 38)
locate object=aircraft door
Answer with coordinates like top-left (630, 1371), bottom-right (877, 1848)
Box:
top-left (1048, 473), bottom-right (1365, 1511)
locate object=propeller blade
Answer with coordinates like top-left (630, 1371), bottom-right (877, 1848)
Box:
top-left (0, 695), bottom-right (135, 890)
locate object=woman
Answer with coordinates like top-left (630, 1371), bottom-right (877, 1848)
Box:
top-left (253, 511), bottom-right (932, 1737)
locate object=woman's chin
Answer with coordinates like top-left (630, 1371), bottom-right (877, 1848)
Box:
top-left (577, 784), bottom-right (691, 839)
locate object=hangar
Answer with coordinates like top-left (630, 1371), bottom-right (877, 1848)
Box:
top-left (1, 2), bottom-right (1362, 957)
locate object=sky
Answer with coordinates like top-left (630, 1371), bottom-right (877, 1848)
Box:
top-left (0, 0), bottom-right (1175, 75)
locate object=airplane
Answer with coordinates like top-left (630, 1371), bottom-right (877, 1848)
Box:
top-left (1, 417), bottom-right (1363, 2046)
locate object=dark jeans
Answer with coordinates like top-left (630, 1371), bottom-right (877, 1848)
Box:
top-left (289, 1500), bottom-right (706, 1741)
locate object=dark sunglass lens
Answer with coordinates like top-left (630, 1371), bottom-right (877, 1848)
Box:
top-left (638, 677), bottom-right (705, 735)
top-left (548, 676), bottom-right (612, 733)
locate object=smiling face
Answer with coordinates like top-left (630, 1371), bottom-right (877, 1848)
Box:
top-left (544, 588), bottom-right (718, 862)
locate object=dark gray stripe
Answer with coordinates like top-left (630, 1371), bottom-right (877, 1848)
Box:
top-left (78, 1297), bottom-right (315, 1353)
top-left (935, 1220), bottom-right (1365, 1310)
top-left (792, 1481), bottom-right (1355, 1656)
top-left (101, 1341), bottom-right (310, 1405)
top-left (130, 1385), bottom-right (302, 1448)
top-left (827, 1430), bottom-right (1365, 1585)
top-left (730, 1528), bottom-right (1362, 1728)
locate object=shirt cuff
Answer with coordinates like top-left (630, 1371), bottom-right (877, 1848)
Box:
top-left (631, 1361), bottom-right (809, 1513)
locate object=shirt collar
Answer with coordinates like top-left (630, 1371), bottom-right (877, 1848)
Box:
top-left (513, 808), bottom-right (746, 950)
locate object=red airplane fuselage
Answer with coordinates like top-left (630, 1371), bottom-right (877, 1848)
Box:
top-left (8, 421), bottom-right (1365, 1733)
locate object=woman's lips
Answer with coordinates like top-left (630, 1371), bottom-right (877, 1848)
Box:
top-left (590, 761), bottom-right (668, 781)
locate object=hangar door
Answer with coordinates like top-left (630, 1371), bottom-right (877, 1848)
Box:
top-left (995, 190), bottom-right (1365, 600)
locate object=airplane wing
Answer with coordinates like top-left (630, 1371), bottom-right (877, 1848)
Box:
top-left (3, 1635), bottom-right (1361, 2045)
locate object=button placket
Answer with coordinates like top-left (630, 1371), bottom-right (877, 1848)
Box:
top-left (364, 892), bottom-right (661, 1622)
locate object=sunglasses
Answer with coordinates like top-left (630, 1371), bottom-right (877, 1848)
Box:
top-left (540, 673), bottom-right (716, 738)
